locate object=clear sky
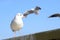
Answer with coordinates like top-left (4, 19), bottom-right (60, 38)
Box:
top-left (0, 0), bottom-right (60, 40)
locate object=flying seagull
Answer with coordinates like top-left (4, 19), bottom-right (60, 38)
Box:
top-left (48, 13), bottom-right (60, 18)
top-left (10, 6), bottom-right (41, 37)
top-left (23, 6), bottom-right (41, 17)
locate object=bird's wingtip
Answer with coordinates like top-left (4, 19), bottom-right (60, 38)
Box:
top-left (48, 15), bottom-right (55, 18)
top-left (48, 16), bottom-right (51, 18)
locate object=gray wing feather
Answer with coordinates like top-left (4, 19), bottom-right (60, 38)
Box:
top-left (23, 10), bottom-right (34, 17)
top-left (23, 6), bottom-right (41, 17)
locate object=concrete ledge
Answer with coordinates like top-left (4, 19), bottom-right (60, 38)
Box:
top-left (4, 28), bottom-right (60, 40)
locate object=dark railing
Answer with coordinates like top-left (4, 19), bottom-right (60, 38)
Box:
top-left (4, 29), bottom-right (60, 40)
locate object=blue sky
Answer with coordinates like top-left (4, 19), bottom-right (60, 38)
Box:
top-left (0, 0), bottom-right (60, 39)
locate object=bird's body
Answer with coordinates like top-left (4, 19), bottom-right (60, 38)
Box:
top-left (10, 13), bottom-right (23, 32)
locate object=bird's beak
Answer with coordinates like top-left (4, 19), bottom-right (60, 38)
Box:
top-left (39, 8), bottom-right (41, 10)
top-left (22, 16), bottom-right (27, 18)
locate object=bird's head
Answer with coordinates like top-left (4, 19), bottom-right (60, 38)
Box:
top-left (16, 13), bottom-right (22, 16)
top-left (16, 13), bottom-right (26, 19)
top-left (34, 6), bottom-right (41, 15)
top-left (15, 13), bottom-right (23, 19)
top-left (35, 6), bottom-right (41, 10)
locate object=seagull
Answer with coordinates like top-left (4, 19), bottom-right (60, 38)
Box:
top-left (48, 13), bottom-right (60, 18)
top-left (10, 13), bottom-right (24, 37)
top-left (23, 6), bottom-right (41, 17)
top-left (10, 6), bottom-right (41, 37)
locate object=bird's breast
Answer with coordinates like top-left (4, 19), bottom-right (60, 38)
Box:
top-left (14, 18), bottom-right (24, 28)
top-left (15, 18), bottom-right (23, 24)
top-left (11, 19), bottom-right (23, 31)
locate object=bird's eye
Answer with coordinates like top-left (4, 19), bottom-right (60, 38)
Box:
top-left (17, 15), bottom-right (19, 16)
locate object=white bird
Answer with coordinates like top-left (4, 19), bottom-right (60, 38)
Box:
top-left (10, 6), bottom-right (41, 37)
top-left (10, 13), bottom-right (24, 37)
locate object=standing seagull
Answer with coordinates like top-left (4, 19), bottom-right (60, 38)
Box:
top-left (10, 6), bottom-right (41, 37)
top-left (48, 13), bottom-right (60, 18)
top-left (10, 13), bottom-right (24, 37)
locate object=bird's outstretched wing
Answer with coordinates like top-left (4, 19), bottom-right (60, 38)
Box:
top-left (23, 10), bottom-right (34, 17)
top-left (23, 6), bottom-right (41, 17)
top-left (48, 13), bottom-right (60, 18)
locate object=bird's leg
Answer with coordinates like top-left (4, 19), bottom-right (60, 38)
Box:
top-left (14, 31), bottom-right (16, 37)
top-left (13, 31), bottom-right (17, 40)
